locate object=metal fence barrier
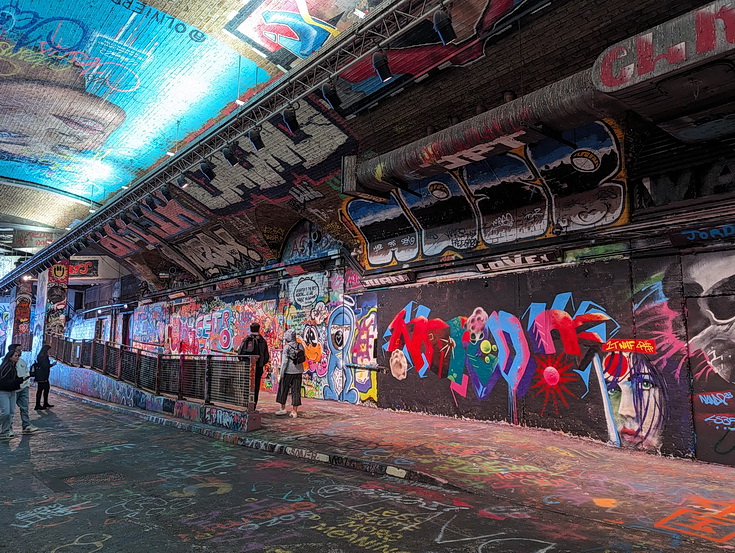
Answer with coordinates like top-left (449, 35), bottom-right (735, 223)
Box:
top-left (48, 334), bottom-right (257, 410)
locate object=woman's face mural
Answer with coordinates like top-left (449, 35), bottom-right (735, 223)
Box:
top-left (604, 352), bottom-right (667, 449)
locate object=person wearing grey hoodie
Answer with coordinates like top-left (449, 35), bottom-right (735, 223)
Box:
top-left (275, 329), bottom-right (305, 418)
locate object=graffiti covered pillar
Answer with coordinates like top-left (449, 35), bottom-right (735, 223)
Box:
top-left (31, 268), bottom-right (49, 358)
top-left (46, 261), bottom-right (70, 337)
top-left (10, 280), bottom-right (33, 351)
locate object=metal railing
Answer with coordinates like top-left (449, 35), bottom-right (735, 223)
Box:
top-left (47, 334), bottom-right (258, 410)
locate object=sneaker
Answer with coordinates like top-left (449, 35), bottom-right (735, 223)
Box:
top-left (22, 426), bottom-right (39, 434)
top-left (274, 409), bottom-right (288, 416)
top-left (289, 411), bottom-right (298, 418)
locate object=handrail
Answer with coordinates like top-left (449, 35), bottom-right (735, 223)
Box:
top-left (47, 334), bottom-right (258, 410)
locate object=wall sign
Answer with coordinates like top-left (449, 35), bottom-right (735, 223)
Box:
top-left (69, 260), bottom-right (99, 277)
top-left (594, 1), bottom-right (735, 92)
top-left (476, 251), bottom-right (562, 273)
top-left (363, 273), bottom-right (416, 288)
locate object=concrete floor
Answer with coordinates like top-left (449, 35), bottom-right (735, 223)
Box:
top-left (1, 391), bottom-right (733, 552)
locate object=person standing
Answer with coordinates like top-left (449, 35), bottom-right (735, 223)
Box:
top-left (0, 348), bottom-right (26, 439)
top-left (238, 322), bottom-right (270, 410)
top-left (34, 344), bottom-right (56, 411)
top-left (275, 329), bottom-right (305, 418)
top-left (10, 344), bottom-right (38, 434)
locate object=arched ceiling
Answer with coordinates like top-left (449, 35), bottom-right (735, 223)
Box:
top-left (1, 0), bottom-right (577, 287)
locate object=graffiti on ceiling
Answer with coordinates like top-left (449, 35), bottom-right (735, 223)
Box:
top-left (0, 0), bottom-right (271, 203)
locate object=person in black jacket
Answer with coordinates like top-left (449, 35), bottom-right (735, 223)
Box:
top-left (0, 348), bottom-right (25, 439)
top-left (34, 344), bottom-right (56, 411)
top-left (238, 322), bottom-right (270, 410)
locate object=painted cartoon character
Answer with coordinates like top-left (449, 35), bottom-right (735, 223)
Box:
top-left (323, 300), bottom-right (358, 403)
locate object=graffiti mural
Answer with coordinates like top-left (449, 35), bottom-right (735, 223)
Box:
top-left (90, 97), bottom-right (357, 290)
top-left (346, 120), bottom-right (627, 269)
top-left (280, 272), bottom-right (376, 403)
top-left (10, 279), bottom-right (32, 350)
top-left (682, 250), bottom-right (735, 465)
top-left (377, 258), bottom-right (697, 458)
top-left (0, 0), bottom-right (269, 202)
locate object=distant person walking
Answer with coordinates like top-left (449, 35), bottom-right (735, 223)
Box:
top-left (238, 322), bottom-right (270, 410)
top-left (275, 329), bottom-right (305, 418)
top-left (9, 344), bottom-right (38, 434)
top-left (0, 348), bottom-right (28, 439)
top-left (34, 345), bottom-right (56, 411)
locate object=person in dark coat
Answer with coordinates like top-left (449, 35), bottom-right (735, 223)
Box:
top-left (238, 322), bottom-right (270, 409)
top-left (34, 344), bottom-right (56, 410)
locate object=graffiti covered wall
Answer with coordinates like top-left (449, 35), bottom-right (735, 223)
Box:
top-left (377, 256), bottom-right (697, 460)
top-left (346, 120), bottom-right (628, 270)
top-left (280, 272), bottom-right (377, 403)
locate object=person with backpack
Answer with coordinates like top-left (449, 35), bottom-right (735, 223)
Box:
top-left (34, 344), bottom-right (56, 411)
top-left (238, 322), bottom-right (270, 410)
top-left (275, 329), bottom-right (306, 418)
top-left (0, 347), bottom-right (28, 439)
top-left (9, 344), bottom-right (38, 434)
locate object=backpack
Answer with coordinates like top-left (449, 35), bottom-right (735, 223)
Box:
top-left (239, 335), bottom-right (257, 355)
top-left (30, 362), bottom-right (38, 378)
top-left (288, 343), bottom-right (306, 365)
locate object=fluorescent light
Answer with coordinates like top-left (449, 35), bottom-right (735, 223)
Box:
top-left (235, 99), bottom-right (245, 106)
top-left (166, 151), bottom-right (175, 156)
top-left (354, 8), bottom-right (366, 18)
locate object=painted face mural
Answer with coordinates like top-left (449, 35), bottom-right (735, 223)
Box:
top-left (604, 352), bottom-right (667, 450)
top-left (686, 251), bottom-right (735, 385)
top-left (324, 297), bottom-right (358, 403)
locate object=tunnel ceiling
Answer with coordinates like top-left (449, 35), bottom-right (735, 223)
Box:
top-left (2, 0), bottom-right (618, 287)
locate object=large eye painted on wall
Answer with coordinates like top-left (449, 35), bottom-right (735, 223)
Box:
top-left (700, 293), bottom-right (735, 324)
top-left (330, 324), bottom-right (350, 350)
top-left (304, 325), bottom-right (319, 347)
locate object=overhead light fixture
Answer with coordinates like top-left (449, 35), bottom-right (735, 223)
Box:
top-left (248, 127), bottom-right (265, 151)
top-left (222, 143), bottom-right (240, 166)
top-left (200, 160), bottom-right (216, 180)
top-left (166, 151), bottom-right (175, 157)
top-left (176, 174), bottom-right (189, 189)
top-left (372, 49), bottom-right (392, 82)
top-left (89, 207), bottom-right (97, 213)
top-left (97, 309), bottom-right (103, 314)
top-left (22, 275), bottom-right (31, 281)
top-left (235, 99), bottom-right (245, 106)
top-left (321, 82), bottom-right (342, 110)
top-left (433, 6), bottom-right (457, 45)
top-left (282, 104), bottom-right (300, 133)
top-left (121, 185), bottom-right (129, 189)
top-left (354, 8), bottom-right (366, 18)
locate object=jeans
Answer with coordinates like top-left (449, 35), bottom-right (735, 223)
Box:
top-left (0, 390), bottom-right (16, 436)
top-left (15, 387), bottom-right (31, 429)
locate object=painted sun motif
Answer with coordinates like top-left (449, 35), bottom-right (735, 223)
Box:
top-left (530, 353), bottom-right (577, 415)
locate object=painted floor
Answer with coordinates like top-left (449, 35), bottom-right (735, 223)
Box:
top-left (1, 391), bottom-right (733, 552)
